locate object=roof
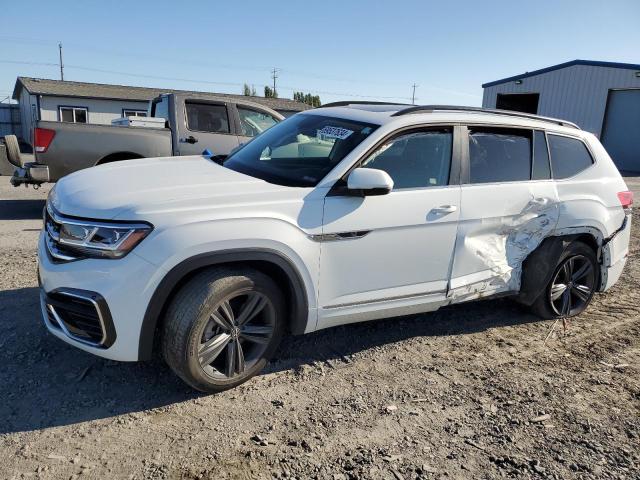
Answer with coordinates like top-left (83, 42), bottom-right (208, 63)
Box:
top-left (305, 102), bottom-right (583, 135)
top-left (482, 59), bottom-right (640, 88)
top-left (12, 77), bottom-right (312, 112)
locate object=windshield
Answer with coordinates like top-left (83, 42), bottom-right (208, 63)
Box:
top-left (224, 114), bottom-right (379, 187)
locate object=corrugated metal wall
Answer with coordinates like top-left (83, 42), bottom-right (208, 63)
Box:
top-left (482, 65), bottom-right (640, 136)
top-left (0, 104), bottom-right (21, 138)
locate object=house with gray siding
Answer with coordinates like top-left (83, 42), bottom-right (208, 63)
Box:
top-left (482, 60), bottom-right (640, 171)
top-left (11, 77), bottom-right (311, 144)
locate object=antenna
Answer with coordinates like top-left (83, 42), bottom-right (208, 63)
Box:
top-left (411, 83), bottom-right (418, 104)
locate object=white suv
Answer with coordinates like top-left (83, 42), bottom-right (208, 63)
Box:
top-left (38, 103), bottom-right (633, 392)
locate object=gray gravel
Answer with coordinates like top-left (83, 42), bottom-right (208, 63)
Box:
top-left (1, 175), bottom-right (639, 479)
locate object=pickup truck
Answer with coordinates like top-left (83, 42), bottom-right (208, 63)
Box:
top-left (10, 92), bottom-right (284, 186)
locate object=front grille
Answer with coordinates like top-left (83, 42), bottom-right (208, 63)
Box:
top-left (43, 289), bottom-right (116, 348)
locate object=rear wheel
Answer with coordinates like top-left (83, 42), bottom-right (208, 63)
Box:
top-left (161, 268), bottom-right (285, 392)
top-left (530, 242), bottom-right (598, 319)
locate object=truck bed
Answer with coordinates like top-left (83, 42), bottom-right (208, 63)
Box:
top-left (35, 120), bottom-right (172, 181)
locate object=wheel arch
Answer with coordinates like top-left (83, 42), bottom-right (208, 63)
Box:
top-left (96, 151), bottom-right (144, 165)
top-left (517, 228), bottom-right (604, 306)
top-left (138, 248), bottom-right (309, 360)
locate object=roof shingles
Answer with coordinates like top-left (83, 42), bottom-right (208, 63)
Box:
top-left (13, 77), bottom-right (312, 112)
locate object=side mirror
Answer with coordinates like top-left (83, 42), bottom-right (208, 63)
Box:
top-left (347, 168), bottom-right (394, 196)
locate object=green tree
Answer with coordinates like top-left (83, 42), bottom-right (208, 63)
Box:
top-left (243, 83), bottom-right (251, 96)
top-left (293, 91), bottom-right (321, 107)
top-left (264, 86), bottom-right (278, 98)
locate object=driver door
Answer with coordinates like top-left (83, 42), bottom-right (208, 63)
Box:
top-left (317, 127), bottom-right (462, 328)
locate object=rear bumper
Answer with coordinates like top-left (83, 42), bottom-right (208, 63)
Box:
top-left (10, 163), bottom-right (50, 186)
top-left (600, 213), bottom-right (632, 291)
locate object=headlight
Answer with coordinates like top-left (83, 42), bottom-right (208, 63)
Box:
top-left (45, 204), bottom-right (153, 260)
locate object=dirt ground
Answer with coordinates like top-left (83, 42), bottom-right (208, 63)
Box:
top-left (0, 176), bottom-right (638, 480)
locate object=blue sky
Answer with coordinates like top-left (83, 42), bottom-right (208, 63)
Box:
top-left (1, 0), bottom-right (639, 106)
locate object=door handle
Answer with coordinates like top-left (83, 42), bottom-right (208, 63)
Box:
top-left (181, 135), bottom-right (198, 144)
top-left (432, 205), bottom-right (457, 214)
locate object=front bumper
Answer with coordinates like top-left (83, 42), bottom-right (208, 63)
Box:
top-left (38, 231), bottom-right (164, 361)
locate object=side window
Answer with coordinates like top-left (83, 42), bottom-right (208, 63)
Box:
top-left (59, 106), bottom-right (87, 124)
top-left (532, 130), bottom-right (551, 180)
top-left (548, 134), bottom-right (594, 179)
top-left (361, 129), bottom-right (452, 189)
top-left (123, 109), bottom-right (147, 118)
top-left (469, 128), bottom-right (531, 183)
top-left (185, 102), bottom-right (230, 134)
top-left (238, 107), bottom-right (279, 137)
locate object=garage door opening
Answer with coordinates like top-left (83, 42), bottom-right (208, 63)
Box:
top-left (601, 89), bottom-right (640, 172)
top-left (496, 93), bottom-right (540, 114)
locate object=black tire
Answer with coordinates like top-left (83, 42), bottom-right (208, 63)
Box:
top-left (161, 267), bottom-right (285, 393)
top-left (529, 241), bottom-right (598, 319)
top-left (4, 135), bottom-right (21, 167)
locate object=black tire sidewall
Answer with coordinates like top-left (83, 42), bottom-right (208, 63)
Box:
top-left (164, 269), bottom-right (285, 393)
top-left (536, 242), bottom-right (598, 319)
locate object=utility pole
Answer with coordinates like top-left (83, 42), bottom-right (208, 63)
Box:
top-left (271, 68), bottom-right (280, 97)
top-left (58, 42), bottom-right (64, 81)
top-left (411, 83), bottom-right (418, 104)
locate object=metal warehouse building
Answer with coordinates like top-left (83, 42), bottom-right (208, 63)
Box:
top-left (482, 60), bottom-right (640, 171)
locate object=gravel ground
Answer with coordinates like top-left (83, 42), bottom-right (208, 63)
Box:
top-left (1, 176), bottom-right (639, 480)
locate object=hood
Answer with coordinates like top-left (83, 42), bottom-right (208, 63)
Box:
top-left (50, 155), bottom-right (302, 221)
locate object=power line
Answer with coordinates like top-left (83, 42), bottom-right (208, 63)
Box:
top-left (0, 60), bottom-right (413, 100)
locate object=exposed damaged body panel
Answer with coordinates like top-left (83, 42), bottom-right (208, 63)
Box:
top-left (447, 183), bottom-right (560, 303)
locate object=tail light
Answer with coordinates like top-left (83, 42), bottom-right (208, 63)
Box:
top-left (617, 191), bottom-right (633, 211)
top-left (34, 128), bottom-right (56, 153)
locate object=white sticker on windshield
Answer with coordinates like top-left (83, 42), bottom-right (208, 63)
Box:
top-left (317, 126), bottom-right (354, 140)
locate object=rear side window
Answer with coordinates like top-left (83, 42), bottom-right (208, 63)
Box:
top-left (469, 128), bottom-right (531, 183)
top-left (185, 102), bottom-right (230, 133)
top-left (532, 130), bottom-right (551, 180)
top-left (548, 135), bottom-right (594, 179)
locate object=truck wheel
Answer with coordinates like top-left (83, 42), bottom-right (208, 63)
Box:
top-left (4, 135), bottom-right (22, 167)
top-left (161, 267), bottom-right (285, 393)
top-left (529, 242), bottom-right (597, 319)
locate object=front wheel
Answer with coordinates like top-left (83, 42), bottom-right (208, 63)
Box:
top-left (161, 268), bottom-right (285, 392)
top-left (530, 242), bottom-right (598, 319)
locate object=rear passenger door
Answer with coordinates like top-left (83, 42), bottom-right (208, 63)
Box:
top-left (177, 100), bottom-right (240, 156)
top-left (450, 127), bottom-right (560, 299)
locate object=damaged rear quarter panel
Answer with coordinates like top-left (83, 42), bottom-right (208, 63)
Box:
top-left (448, 181), bottom-right (560, 302)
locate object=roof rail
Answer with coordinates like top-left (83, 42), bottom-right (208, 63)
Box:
top-left (319, 101), bottom-right (410, 108)
top-left (391, 105), bottom-right (581, 129)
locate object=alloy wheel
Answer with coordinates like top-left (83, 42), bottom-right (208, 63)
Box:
top-left (549, 254), bottom-right (595, 316)
top-left (198, 291), bottom-right (275, 379)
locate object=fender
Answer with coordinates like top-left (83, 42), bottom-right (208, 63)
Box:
top-left (138, 248), bottom-right (309, 360)
top-left (517, 229), bottom-right (605, 306)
